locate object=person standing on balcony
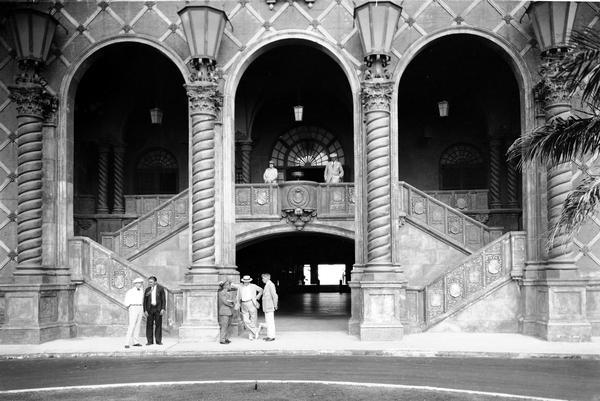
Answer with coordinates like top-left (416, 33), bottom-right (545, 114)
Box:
top-left (123, 277), bottom-right (144, 349)
top-left (260, 273), bottom-right (278, 342)
top-left (324, 153), bottom-right (344, 183)
top-left (144, 276), bottom-right (166, 345)
top-left (263, 160), bottom-right (278, 183)
top-left (235, 275), bottom-right (263, 340)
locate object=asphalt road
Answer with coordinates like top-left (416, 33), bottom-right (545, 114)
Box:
top-left (0, 356), bottom-right (599, 400)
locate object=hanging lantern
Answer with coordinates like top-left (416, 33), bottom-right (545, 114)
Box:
top-left (526, 2), bottom-right (578, 55)
top-left (150, 107), bottom-right (163, 125)
top-left (354, 0), bottom-right (403, 63)
top-left (6, 8), bottom-right (58, 65)
top-left (294, 105), bottom-right (304, 122)
top-left (438, 100), bottom-right (449, 117)
top-left (178, 5), bottom-right (228, 63)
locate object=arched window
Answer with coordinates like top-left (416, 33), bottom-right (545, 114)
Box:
top-left (439, 144), bottom-right (486, 190)
top-left (270, 126), bottom-right (345, 181)
top-left (136, 148), bottom-right (178, 194)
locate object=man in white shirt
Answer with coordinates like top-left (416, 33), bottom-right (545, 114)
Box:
top-left (124, 277), bottom-right (144, 349)
top-left (235, 275), bottom-right (263, 340)
top-left (263, 160), bottom-right (278, 184)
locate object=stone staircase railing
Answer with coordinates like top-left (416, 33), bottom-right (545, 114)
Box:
top-left (70, 236), bottom-right (183, 332)
top-left (405, 231), bottom-right (526, 330)
top-left (101, 191), bottom-right (188, 259)
top-left (399, 181), bottom-right (503, 252)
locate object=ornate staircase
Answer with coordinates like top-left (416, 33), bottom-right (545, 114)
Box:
top-left (69, 236), bottom-right (183, 333)
top-left (74, 181), bottom-right (524, 336)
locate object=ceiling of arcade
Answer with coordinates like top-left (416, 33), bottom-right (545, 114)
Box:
top-left (0, 1), bottom-right (600, 278)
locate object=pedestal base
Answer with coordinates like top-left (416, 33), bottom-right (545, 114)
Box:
top-left (178, 273), bottom-right (220, 341)
top-left (354, 267), bottom-right (407, 341)
top-left (0, 283), bottom-right (76, 344)
top-left (521, 277), bottom-right (592, 342)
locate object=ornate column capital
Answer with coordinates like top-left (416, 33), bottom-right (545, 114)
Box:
top-left (185, 81), bottom-right (223, 115)
top-left (535, 58), bottom-right (571, 120)
top-left (9, 83), bottom-right (58, 118)
top-left (361, 78), bottom-right (394, 113)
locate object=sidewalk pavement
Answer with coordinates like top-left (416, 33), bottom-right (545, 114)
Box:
top-left (1, 332), bottom-right (599, 360)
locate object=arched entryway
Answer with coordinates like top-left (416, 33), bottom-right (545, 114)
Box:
top-left (71, 43), bottom-right (187, 240)
top-left (237, 232), bottom-right (353, 331)
top-left (397, 34), bottom-right (522, 232)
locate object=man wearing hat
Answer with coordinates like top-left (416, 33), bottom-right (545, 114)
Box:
top-left (263, 160), bottom-right (278, 184)
top-left (324, 153), bottom-right (344, 183)
top-left (235, 275), bottom-right (263, 340)
top-left (123, 277), bottom-right (145, 348)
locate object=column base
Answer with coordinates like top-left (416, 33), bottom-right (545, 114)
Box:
top-left (521, 277), bottom-right (592, 342)
top-left (0, 283), bottom-right (76, 344)
top-left (354, 266), bottom-right (407, 341)
top-left (178, 270), bottom-right (220, 341)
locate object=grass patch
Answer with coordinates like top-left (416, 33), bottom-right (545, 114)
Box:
top-left (0, 382), bottom-right (545, 401)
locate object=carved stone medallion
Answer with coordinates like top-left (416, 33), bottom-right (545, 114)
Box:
top-left (157, 210), bottom-right (171, 227)
top-left (430, 293), bottom-right (442, 307)
top-left (288, 186), bottom-right (310, 208)
top-left (112, 269), bottom-right (126, 290)
top-left (255, 189), bottom-right (269, 205)
top-left (412, 200), bottom-right (425, 215)
top-left (123, 231), bottom-right (137, 248)
top-left (449, 282), bottom-right (462, 298)
top-left (487, 257), bottom-right (501, 274)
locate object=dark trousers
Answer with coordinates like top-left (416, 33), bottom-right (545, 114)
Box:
top-left (146, 307), bottom-right (162, 344)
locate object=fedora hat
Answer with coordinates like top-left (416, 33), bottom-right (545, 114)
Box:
top-left (241, 275), bottom-right (253, 282)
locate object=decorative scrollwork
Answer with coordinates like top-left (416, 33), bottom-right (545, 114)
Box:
top-left (361, 80), bottom-right (393, 113)
top-left (282, 208), bottom-right (316, 230)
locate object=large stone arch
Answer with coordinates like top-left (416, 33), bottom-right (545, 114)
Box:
top-left (391, 26), bottom-right (540, 262)
top-left (56, 35), bottom-right (188, 265)
top-left (221, 30), bottom-right (366, 267)
top-left (236, 223), bottom-right (355, 250)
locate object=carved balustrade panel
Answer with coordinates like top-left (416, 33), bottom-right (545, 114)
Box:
top-left (235, 184), bottom-right (278, 218)
top-left (318, 183), bottom-right (355, 218)
top-left (423, 232), bottom-right (524, 326)
top-left (124, 195), bottom-right (176, 216)
top-left (102, 191), bottom-right (188, 257)
top-left (399, 182), bottom-right (502, 251)
top-left (425, 189), bottom-right (489, 212)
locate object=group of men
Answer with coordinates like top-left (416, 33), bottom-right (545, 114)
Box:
top-left (123, 276), bottom-right (166, 348)
top-left (218, 273), bottom-right (278, 344)
top-left (123, 273), bottom-right (279, 347)
top-left (263, 152), bottom-right (344, 183)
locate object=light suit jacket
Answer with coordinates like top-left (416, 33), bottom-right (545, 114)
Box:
top-left (262, 280), bottom-right (278, 312)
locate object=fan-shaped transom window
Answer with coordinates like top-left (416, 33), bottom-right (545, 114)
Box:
top-left (270, 126), bottom-right (345, 182)
top-left (136, 148), bottom-right (178, 194)
top-left (439, 144), bottom-right (486, 190)
top-left (271, 126), bottom-right (344, 167)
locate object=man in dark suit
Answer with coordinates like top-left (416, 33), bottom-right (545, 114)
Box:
top-left (143, 276), bottom-right (166, 345)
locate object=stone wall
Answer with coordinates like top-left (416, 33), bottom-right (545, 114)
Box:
top-left (428, 280), bottom-right (520, 333)
top-left (74, 284), bottom-right (128, 337)
top-left (398, 223), bottom-right (466, 287)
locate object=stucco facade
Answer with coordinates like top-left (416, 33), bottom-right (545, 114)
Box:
top-left (0, 0), bottom-right (598, 343)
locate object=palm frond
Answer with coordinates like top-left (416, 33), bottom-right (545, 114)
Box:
top-left (506, 114), bottom-right (600, 168)
top-left (559, 28), bottom-right (600, 103)
top-left (550, 174), bottom-right (600, 245)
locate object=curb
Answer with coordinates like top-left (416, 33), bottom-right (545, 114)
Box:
top-left (1, 349), bottom-right (599, 360)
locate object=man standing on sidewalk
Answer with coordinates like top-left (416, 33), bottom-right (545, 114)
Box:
top-left (235, 275), bottom-right (263, 340)
top-left (261, 273), bottom-right (278, 342)
top-left (144, 276), bottom-right (166, 345)
top-left (124, 277), bottom-right (144, 349)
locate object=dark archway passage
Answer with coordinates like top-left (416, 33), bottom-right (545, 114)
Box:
top-left (236, 233), bottom-right (353, 331)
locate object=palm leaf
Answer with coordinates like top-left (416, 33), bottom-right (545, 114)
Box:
top-left (560, 28), bottom-right (600, 103)
top-left (550, 174), bottom-right (600, 245)
top-left (507, 113), bottom-right (600, 168)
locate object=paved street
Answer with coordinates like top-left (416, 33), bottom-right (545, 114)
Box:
top-left (0, 356), bottom-right (599, 400)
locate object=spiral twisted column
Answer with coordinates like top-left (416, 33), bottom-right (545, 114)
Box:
top-left (9, 83), bottom-right (57, 269)
top-left (488, 137), bottom-right (503, 209)
top-left (505, 140), bottom-right (519, 208)
top-left (96, 145), bottom-right (110, 214)
top-left (362, 79), bottom-right (394, 265)
top-left (541, 61), bottom-right (576, 269)
top-left (186, 81), bottom-right (222, 267)
top-left (239, 141), bottom-right (252, 184)
top-left (112, 145), bottom-right (125, 214)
